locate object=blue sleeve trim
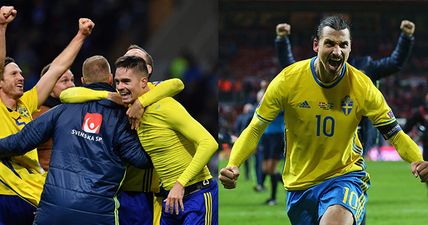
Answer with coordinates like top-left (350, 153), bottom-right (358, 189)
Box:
top-left (255, 111), bottom-right (272, 124)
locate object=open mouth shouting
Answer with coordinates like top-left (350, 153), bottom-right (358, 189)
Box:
top-left (327, 56), bottom-right (343, 72)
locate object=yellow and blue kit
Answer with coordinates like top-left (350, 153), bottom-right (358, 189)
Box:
top-left (228, 57), bottom-right (422, 225)
top-left (138, 97), bottom-right (218, 225)
top-left (0, 87), bottom-right (44, 224)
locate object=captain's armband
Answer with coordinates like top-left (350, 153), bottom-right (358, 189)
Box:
top-left (377, 121), bottom-right (402, 140)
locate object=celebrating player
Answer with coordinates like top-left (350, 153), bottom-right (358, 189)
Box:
top-left (59, 45), bottom-right (185, 225)
top-left (219, 16), bottom-right (424, 225)
top-left (0, 6), bottom-right (93, 224)
top-left (0, 55), bottom-right (153, 224)
top-left (33, 65), bottom-right (75, 171)
top-left (62, 55), bottom-right (218, 225)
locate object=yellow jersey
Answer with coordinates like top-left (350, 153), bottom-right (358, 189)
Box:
top-left (0, 87), bottom-right (45, 206)
top-left (229, 58), bottom-right (401, 190)
top-left (138, 97), bottom-right (217, 190)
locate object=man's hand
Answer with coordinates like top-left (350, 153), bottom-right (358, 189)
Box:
top-left (78, 18), bottom-right (95, 37)
top-left (412, 161), bottom-right (428, 182)
top-left (165, 181), bottom-right (185, 215)
top-left (126, 99), bottom-right (145, 130)
top-left (219, 166), bottom-right (240, 189)
top-left (0, 6), bottom-right (17, 25)
top-left (107, 92), bottom-right (124, 106)
top-left (276, 23), bottom-right (291, 38)
top-left (400, 20), bottom-right (415, 37)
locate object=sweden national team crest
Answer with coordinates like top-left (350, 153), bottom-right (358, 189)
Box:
top-left (17, 105), bottom-right (30, 118)
top-left (341, 96), bottom-right (353, 116)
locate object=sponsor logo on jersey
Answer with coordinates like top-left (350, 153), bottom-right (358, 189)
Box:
top-left (298, 101), bottom-right (311, 108)
top-left (341, 96), bottom-right (353, 115)
top-left (82, 113), bottom-right (102, 134)
top-left (71, 129), bottom-right (103, 142)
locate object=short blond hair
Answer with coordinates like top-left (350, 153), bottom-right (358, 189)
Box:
top-left (82, 55), bottom-right (111, 83)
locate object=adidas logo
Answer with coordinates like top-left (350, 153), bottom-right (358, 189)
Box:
top-left (298, 101), bottom-right (311, 108)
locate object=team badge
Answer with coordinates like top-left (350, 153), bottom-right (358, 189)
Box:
top-left (17, 105), bottom-right (30, 118)
top-left (82, 113), bottom-right (102, 134)
top-left (341, 96), bottom-right (353, 116)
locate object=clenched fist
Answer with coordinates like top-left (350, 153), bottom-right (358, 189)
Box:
top-left (276, 23), bottom-right (291, 38)
top-left (219, 166), bottom-right (240, 189)
top-left (0, 6), bottom-right (17, 25)
top-left (78, 18), bottom-right (95, 37)
top-left (411, 161), bottom-right (428, 182)
top-left (400, 20), bottom-right (415, 37)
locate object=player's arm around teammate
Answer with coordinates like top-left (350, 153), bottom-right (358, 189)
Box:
top-left (59, 78), bottom-right (184, 120)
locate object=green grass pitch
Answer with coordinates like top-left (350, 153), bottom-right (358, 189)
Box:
top-left (219, 160), bottom-right (428, 225)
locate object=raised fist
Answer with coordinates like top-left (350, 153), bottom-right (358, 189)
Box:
top-left (78, 18), bottom-right (95, 36)
top-left (276, 23), bottom-right (291, 37)
top-left (0, 6), bottom-right (17, 25)
top-left (400, 20), bottom-right (415, 37)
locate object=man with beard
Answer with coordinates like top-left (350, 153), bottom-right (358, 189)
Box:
top-left (275, 20), bottom-right (415, 156)
top-left (219, 16), bottom-right (425, 225)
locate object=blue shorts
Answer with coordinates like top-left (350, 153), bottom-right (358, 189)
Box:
top-left (119, 191), bottom-right (153, 225)
top-left (0, 195), bottom-right (36, 225)
top-left (161, 180), bottom-right (218, 225)
top-left (286, 171), bottom-right (370, 225)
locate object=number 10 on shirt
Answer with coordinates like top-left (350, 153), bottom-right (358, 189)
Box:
top-left (316, 115), bottom-right (335, 137)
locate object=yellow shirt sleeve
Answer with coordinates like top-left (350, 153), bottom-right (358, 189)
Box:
top-left (228, 116), bottom-right (269, 167)
top-left (60, 79), bottom-right (184, 105)
top-left (164, 100), bottom-right (218, 186)
top-left (228, 74), bottom-right (283, 167)
top-left (139, 78), bottom-right (184, 107)
top-left (59, 87), bottom-right (108, 103)
top-left (389, 130), bottom-right (423, 163)
top-left (357, 75), bottom-right (422, 162)
top-left (20, 87), bottom-right (39, 114)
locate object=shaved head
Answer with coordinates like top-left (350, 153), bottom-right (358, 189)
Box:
top-left (82, 55), bottom-right (111, 83)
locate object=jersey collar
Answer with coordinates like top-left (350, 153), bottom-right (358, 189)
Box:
top-left (310, 57), bottom-right (346, 89)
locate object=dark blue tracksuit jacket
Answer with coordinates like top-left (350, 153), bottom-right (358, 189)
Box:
top-left (0, 83), bottom-right (152, 225)
top-left (275, 33), bottom-right (414, 81)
